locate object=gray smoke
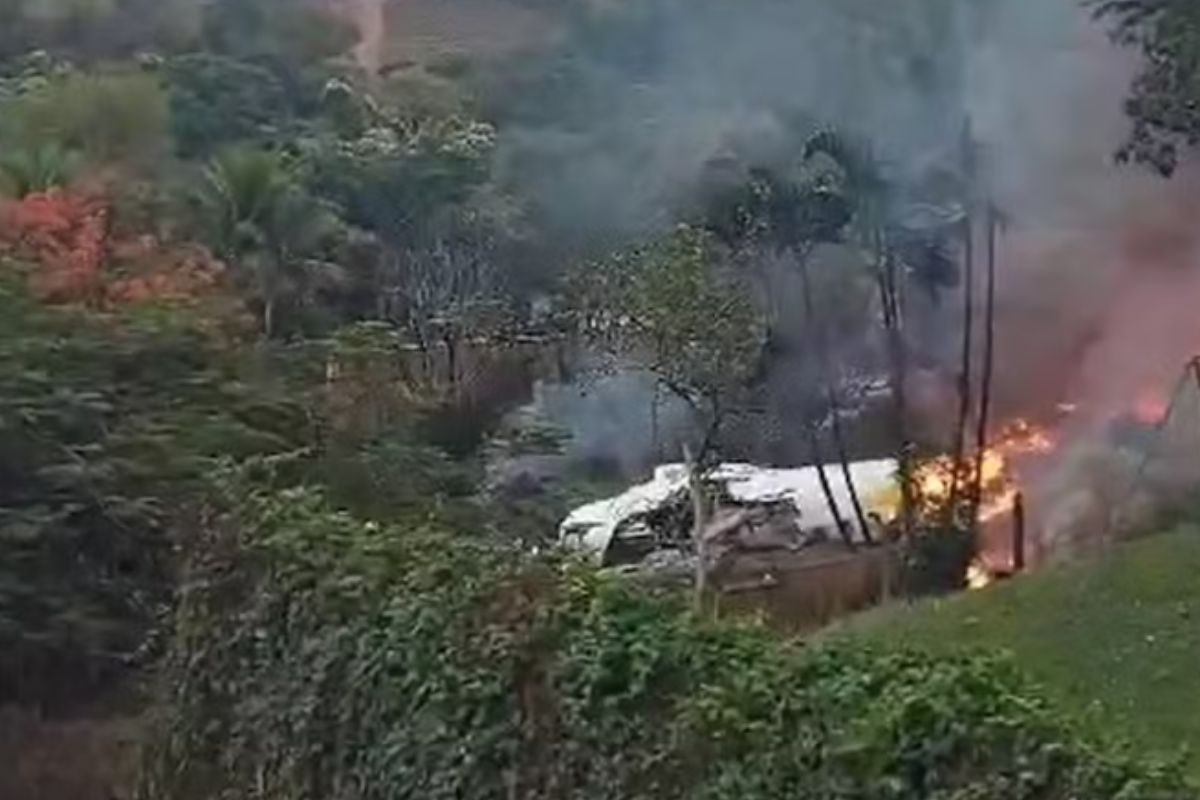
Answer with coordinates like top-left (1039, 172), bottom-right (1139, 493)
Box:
top-left (491, 0), bottom-right (1200, 535)
top-left (496, 0), bottom-right (977, 237)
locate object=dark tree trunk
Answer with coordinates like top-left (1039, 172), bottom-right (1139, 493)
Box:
top-left (796, 249), bottom-right (858, 548)
top-left (971, 204), bottom-right (999, 515)
top-left (1012, 491), bottom-right (1026, 572)
top-left (946, 206), bottom-right (975, 528)
top-left (877, 238), bottom-right (914, 538)
top-left (806, 425), bottom-right (854, 548)
top-left (828, 388), bottom-right (874, 543)
top-left (444, 332), bottom-right (459, 395)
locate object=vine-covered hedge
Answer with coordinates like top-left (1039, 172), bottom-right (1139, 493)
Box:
top-left (142, 475), bottom-right (1196, 800)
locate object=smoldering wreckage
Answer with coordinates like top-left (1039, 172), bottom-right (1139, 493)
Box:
top-left (554, 415), bottom-right (1069, 617)
top-left (558, 460), bottom-right (907, 613)
top-left (560, 460), bottom-right (899, 566)
top-left (553, 384), bottom-right (1200, 621)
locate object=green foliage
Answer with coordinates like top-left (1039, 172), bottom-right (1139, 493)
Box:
top-left (317, 437), bottom-right (480, 524)
top-left (572, 225), bottom-right (766, 456)
top-left (163, 54), bottom-right (290, 158)
top-left (851, 528), bottom-right (1200, 780)
top-left (701, 155), bottom-right (853, 253)
top-left (1, 68), bottom-right (169, 168)
top-left (0, 141), bottom-right (81, 196)
top-left (1092, 0), bottom-right (1200, 176)
top-left (906, 522), bottom-right (975, 595)
top-left (0, 279), bottom-right (307, 706)
top-left (302, 116), bottom-right (498, 248)
top-left (142, 475), bottom-right (1197, 800)
top-left (194, 146), bottom-right (348, 337)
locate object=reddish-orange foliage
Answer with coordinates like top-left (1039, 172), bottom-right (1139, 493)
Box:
top-left (1, 189), bottom-right (225, 307)
top-left (1, 189), bottom-right (109, 303)
top-left (106, 242), bottom-right (225, 304)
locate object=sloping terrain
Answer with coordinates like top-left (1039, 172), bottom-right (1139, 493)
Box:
top-left (844, 528), bottom-right (1200, 778)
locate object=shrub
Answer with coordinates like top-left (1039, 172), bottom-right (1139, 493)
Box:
top-left (0, 281), bottom-right (307, 708)
top-left (907, 521), bottom-right (976, 595)
top-left (141, 473), bottom-right (1196, 800)
top-left (163, 54), bottom-right (290, 158)
top-left (2, 69), bottom-right (169, 167)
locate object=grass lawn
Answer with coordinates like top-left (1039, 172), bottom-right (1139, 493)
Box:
top-left (839, 528), bottom-right (1200, 778)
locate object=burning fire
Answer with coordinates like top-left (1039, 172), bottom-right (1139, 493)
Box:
top-left (907, 419), bottom-right (1055, 589)
top-left (965, 560), bottom-right (994, 589)
top-left (914, 418), bottom-right (1055, 522)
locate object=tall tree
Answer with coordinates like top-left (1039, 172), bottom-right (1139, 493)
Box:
top-left (700, 132), bottom-right (882, 547)
top-left (197, 147), bottom-right (345, 338)
top-left (945, 122), bottom-right (978, 529)
top-left (571, 225), bottom-right (766, 464)
top-left (971, 203), bottom-right (1001, 516)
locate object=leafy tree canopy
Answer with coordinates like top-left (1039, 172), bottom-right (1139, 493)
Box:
top-left (1093, 0), bottom-right (1200, 176)
top-left (572, 225), bottom-right (766, 457)
top-left (163, 54), bottom-right (291, 158)
top-left (0, 278), bottom-right (306, 706)
top-left (0, 67), bottom-right (169, 169)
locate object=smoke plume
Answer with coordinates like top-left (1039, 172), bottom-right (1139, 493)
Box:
top-left (471, 0), bottom-right (1200, 553)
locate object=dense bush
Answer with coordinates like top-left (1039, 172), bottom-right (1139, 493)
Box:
top-left (164, 54), bottom-right (290, 157)
top-left (1, 69), bottom-right (169, 168)
top-left (0, 279), bottom-right (307, 707)
top-left (142, 473), bottom-right (1195, 800)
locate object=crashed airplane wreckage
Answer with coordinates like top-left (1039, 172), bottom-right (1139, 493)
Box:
top-left (559, 460), bottom-right (902, 574)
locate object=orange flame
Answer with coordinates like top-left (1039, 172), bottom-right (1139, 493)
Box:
top-left (914, 419), bottom-right (1054, 522)
top-left (966, 560), bottom-right (994, 589)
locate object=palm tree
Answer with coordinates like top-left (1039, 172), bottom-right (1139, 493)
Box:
top-left (0, 143), bottom-right (81, 197)
top-left (791, 131), bottom-right (889, 546)
top-left (198, 147), bottom-right (345, 337)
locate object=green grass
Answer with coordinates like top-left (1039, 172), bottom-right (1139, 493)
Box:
top-left (841, 528), bottom-right (1200, 777)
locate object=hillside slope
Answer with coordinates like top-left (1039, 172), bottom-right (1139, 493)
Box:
top-left (844, 529), bottom-right (1200, 778)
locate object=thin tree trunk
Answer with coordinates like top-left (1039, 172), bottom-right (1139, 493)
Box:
top-left (945, 207), bottom-right (975, 527)
top-left (795, 249), bottom-right (857, 549)
top-left (971, 203), bottom-right (999, 515)
top-left (878, 239), bottom-right (915, 539)
top-left (1012, 491), bottom-right (1026, 572)
top-left (947, 122), bottom-right (979, 529)
top-left (828, 388), bottom-right (874, 543)
top-left (806, 425), bottom-right (854, 548)
top-left (801, 239), bottom-right (872, 542)
top-left (263, 295), bottom-right (276, 340)
top-left (444, 332), bottom-right (459, 396)
top-left (697, 403), bottom-right (723, 467)
top-left (683, 444), bottom-right (709, 612)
